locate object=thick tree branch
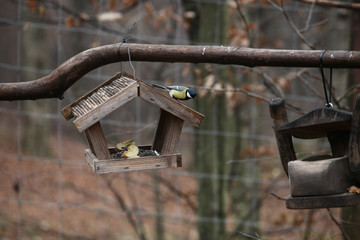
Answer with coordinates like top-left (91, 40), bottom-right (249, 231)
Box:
top-left (1, 43), bottom-right (359, 101)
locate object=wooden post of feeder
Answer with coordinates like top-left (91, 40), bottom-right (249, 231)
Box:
top-left (269, 98), bottom-right (296, 175)
top-left (84, 121), bottom-right (111, 160)
top-left (153, 109), bottom-right (184, 155)
top-left (349, 94), bottom-right (360, 175)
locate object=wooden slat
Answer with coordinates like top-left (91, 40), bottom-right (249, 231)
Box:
top-left (285, 193), bottom-right (360, 209)
top-left (85, 149), bottom-right (182, 174)
top-left (152, 109), bottom-right (184, 154)
top-left (61, 72), bottom-right (138, 132)
top-left (73, 80), bottom-right (138, 132)
top-left (84, 122), bottom-right (110, 160)
top-left (62, 72), bottom-right (123, 120)
top-left (137, 79), bottom-right (204, 127)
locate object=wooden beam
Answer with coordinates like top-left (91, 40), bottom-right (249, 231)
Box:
top-left (1, 43), bottom-right (360, 100)
top-left (85, 149), bottom-right (182, 174)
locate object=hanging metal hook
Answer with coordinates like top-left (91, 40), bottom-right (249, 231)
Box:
top-left (117, 38), bottom-right (127, 76)
top-left (320, 50), bottom-right (333, 108)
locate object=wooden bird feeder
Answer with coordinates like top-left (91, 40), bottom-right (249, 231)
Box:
top-left (61, 72), bottom-right (204, 174)
top-left (269, 97), bottom-right (360, 209)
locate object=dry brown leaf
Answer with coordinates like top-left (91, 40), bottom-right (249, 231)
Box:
top-left (198, 73), bottom-right (215, 98)
top-left (276, 77), bottom-right (291, 91)
top-left (348, 185), bottom-right (360, 194)
top-left (122, 0), bottom-right (138, 9)
top-left (26, 0), bottom-right (37, 12)
top-left (39, 4), bottom-right (46, 18)
top-left (109, 0), bottom-right (116, 10)
top-left (183, 11), bottom-right (196, 20)
top-left (225, 83), bottom-right (234, 101)
top-left (65, 17), bottom-right (76, 28)
top-left (182, 63), bottom-right (191, 77)
top-left (144, 2), bottom-right (154, 14)
top-left (204, 74), bottom-right (215, 88)
top-left (210, 82), bottom-right (223, 99)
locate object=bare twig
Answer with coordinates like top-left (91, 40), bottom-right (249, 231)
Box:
top-left (301, 19), bottom-right (328, 33)
top-left (190, 84), bottom-right (303, 114)
top-left (295, 0), bottom-right (360, 10)
top-left (192, 85), bottom-right (271, 103)
top-left (296, 70), bottom-right (323, 99)
top-left (267, 0), bottom-right (316, 50)
top-left (250, 68), bottom-right (285, 98)
top-left (327, 208), bottom-right (350, 240)
top-left (234, 1), bottom-right (254, 47)
top-left (300, 0), bottom-right (316, 32)
top-left (301, 71), bottom-right (341, 108)
top-left (303, 209), bottom-right (316, 240)
top-left (6, 0), bottom-right (142, 41)
top-left (238, 232), bottom-right (262, 240)
top-left (270, 192), bottom-right (287, 201)
top-left (155, 175), bottom-right (197, 213)
top-left (338, 84), bottom-right (360, 104)
top-left (103, 176), bottom-right (147, 240)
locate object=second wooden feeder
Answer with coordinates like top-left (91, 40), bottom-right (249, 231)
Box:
top-left (269, 97), bottom-right (360, 209)
top-left (61, 72), bottom-right (204, 174)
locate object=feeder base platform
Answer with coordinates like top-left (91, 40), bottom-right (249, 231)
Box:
top-left (85, 147), bottom-right (182, 174)
top-left (285, 192), bottom-right (360, 209)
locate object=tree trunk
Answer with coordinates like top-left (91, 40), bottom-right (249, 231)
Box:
top-left (21, 26), bottom-right (51, 157)
top-left (182, 2), bottom-right (229, 239)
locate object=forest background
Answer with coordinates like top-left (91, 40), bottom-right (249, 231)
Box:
top-left (0, 0), bottom-right (360, 239)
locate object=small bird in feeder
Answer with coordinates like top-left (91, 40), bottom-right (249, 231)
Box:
top-left (152, 84), bottom-right (196, 100)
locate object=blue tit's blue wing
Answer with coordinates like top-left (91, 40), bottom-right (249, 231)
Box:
top-left (166, 86), bottom-right (189, 91)
top-left (152, 83), bottom-right (167, 90)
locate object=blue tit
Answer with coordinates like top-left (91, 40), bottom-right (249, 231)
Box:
top-left (152, 84), bottom-right (196, 100)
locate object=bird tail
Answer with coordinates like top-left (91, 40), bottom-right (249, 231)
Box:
top-left (152, 83), bottom-right (167, 90)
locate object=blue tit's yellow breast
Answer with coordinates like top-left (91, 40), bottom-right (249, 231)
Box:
top-left (169, 89), bottom-right (187, 99)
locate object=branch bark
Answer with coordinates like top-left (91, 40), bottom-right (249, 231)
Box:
top-left (1, 43), bottom-right (360, 100)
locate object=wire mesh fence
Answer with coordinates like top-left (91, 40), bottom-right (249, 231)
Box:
top-left (0, 0), bottom-right (357, 239)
